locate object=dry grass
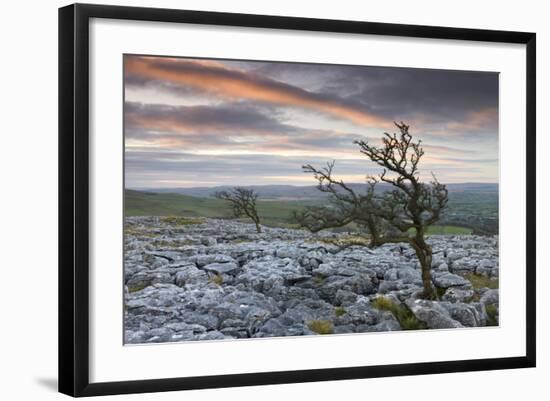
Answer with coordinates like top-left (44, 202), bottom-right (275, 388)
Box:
top-left (160, 216), bottom-right (205, 226)
top-left (307, 319), bottom-right (334, 334)
top-left (127, 283), bottom-right (148, 293)
top-left (334, 306), bottom-right (347, 317)
top-left (319, 235), bottom-right (372, 248)
top-left (208, 274), bottom-right (223, 286)
top-left (463, 273), bottom-right (499, 290)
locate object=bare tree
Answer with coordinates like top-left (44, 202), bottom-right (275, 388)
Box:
top-left (299, 122), bottom-right (448, 299)
top-left (215, 187), bottom-right (262, 233)
top-left (293, 161), bottom-right (386, 247)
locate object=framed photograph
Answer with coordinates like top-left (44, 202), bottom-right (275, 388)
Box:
top-left (58, 3), bottom-right (536, 397)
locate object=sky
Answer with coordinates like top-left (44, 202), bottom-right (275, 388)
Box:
top-left (124, 55), bottom-right (499, 188)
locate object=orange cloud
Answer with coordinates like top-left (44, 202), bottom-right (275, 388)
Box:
top-left (125, 56), bottom-right (387, 127)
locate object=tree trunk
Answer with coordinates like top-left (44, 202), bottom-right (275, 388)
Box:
top-left (410, 235), bottom-right (435, 299)
top-left (367, 216), bottom-right (381, 247)
top-left (254, 221), bottom-right (262, 233)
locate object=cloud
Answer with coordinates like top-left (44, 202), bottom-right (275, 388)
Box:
top-left (445, 108), bottom-right (498, 133)
top-left (125, 101), bottom-right (296, 135)
top-left (125, 147), bottom-right (498, 188)
top-left (124, 55), bottom-right (499, 186)
top-left (124, 101), bottom-right (380, 156)
top-left (125, 56), bottom-right (388, 127)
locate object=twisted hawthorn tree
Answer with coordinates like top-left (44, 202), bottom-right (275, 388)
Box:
top-left (297, 122), bottom-right (448, 299)
top-left (293, 162), bottom-right (387, 247)
top-left (214, 187), bottom-right (262, 233)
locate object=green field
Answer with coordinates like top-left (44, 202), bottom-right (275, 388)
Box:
top-left (125, 189), bottom-right (475, 234)
top-left (125, 189), bottom-right (309, 227)
top-left (422, 225), bottom-right (472, 235)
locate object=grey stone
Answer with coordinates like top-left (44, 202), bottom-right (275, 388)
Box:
top-left (406, 299), bottom-right (464, 329)
top-left (397, 267), bottom-right (422, 284)
top-left (333, 325), bottom-right (355, 334)
top-left (201, 237), bottom-right (217, 246)
top-left (368, 319), bottom-right (402, 332)
top-left (150, 272), bottom-right (173, 285)
top-left (195, 254), bottom-right (235, 267)
top-left (197, 331), bottom-right (226, 341)
top-left (334, 289), bottom-right (358, 306)
top-left (202, 262), bottom-right (240, 275)
top-left (432, 272), bottom-right (471, 289)
top-left (441, 287), bottom-right (475, 303)
top-left (126, 273), bottom-right (152, 291)
top-left (476, 265), bottom-right (499, 278)
top-left (175, 265), bottom-right (208, 286)
top-left (124, 217), bottom-right (499, 342)
top-left (480, 289), bottom-right (499, 306)
top-left (345, 298), bottom-right (379, 325)
top-left (441, 302), bottom-right (482, 327)
top-left (276, 246), bottom-right (303, 259)
top-left (437, 262), bottom-right (449, 272)
top-left (316, 274), bottom-right (376, 302)
top-left (313, 263), bottom-right (337, 277)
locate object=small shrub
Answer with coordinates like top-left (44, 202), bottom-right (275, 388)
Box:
top-left (307, 319), bottom-right (334, 334)
top-left (463, 273), bottom-right (499, 290)
top-left (334, 306), bottom-right (346, 317)
top-left (209, 274), bottom-right (223, 286)
top-left (486, 304), bottom-right (499, 326)
top-left (372, 296), bottom-right (427, 331)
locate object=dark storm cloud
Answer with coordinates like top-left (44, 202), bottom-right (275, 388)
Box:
top-left (248, 61), bottom-right (499, 128)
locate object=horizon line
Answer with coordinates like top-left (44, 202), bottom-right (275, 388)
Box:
top-left (127, 181), bottom-right (499, 191)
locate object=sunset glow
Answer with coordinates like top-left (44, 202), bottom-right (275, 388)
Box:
top-left (124, 55), bottom-right (499, 188)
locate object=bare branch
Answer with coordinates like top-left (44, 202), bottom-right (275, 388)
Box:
top-left (214, 187), bottom-right (262, 233)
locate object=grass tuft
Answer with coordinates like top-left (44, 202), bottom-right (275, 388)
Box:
top-left (313, 276), bottom-right (326, 285)
top-left (485, 304), bottom-right (499, 326)
top-left (371, 296), bottom-right (395, 311)
top-left (372, 296), bottom-right (427, 331)
top-left (124, 225), bottom-right (157, 238)
top-left (334, 306), bottom-right (347, 317)
top-left (307, 319), bottom-right (334, 335)
top-left (208, 274), bottom-right (223, 286)
top-left (463, 273), bottom-right (499, 290)
top-left (128, 283), bottom-right (148, 293)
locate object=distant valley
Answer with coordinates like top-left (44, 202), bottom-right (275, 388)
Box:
top-left (137, 183), bottom-right (498, 201)
top-left (126, 183), bottom-right (498, 235)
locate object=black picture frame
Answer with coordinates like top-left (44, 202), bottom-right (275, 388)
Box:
top-left (58, 3), bottom-right (536, 397)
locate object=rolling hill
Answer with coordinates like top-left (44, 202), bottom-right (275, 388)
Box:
top-left (125, 185), bottom-right (499, 234)
top-left (137, 183), bottom-right (498, 200)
